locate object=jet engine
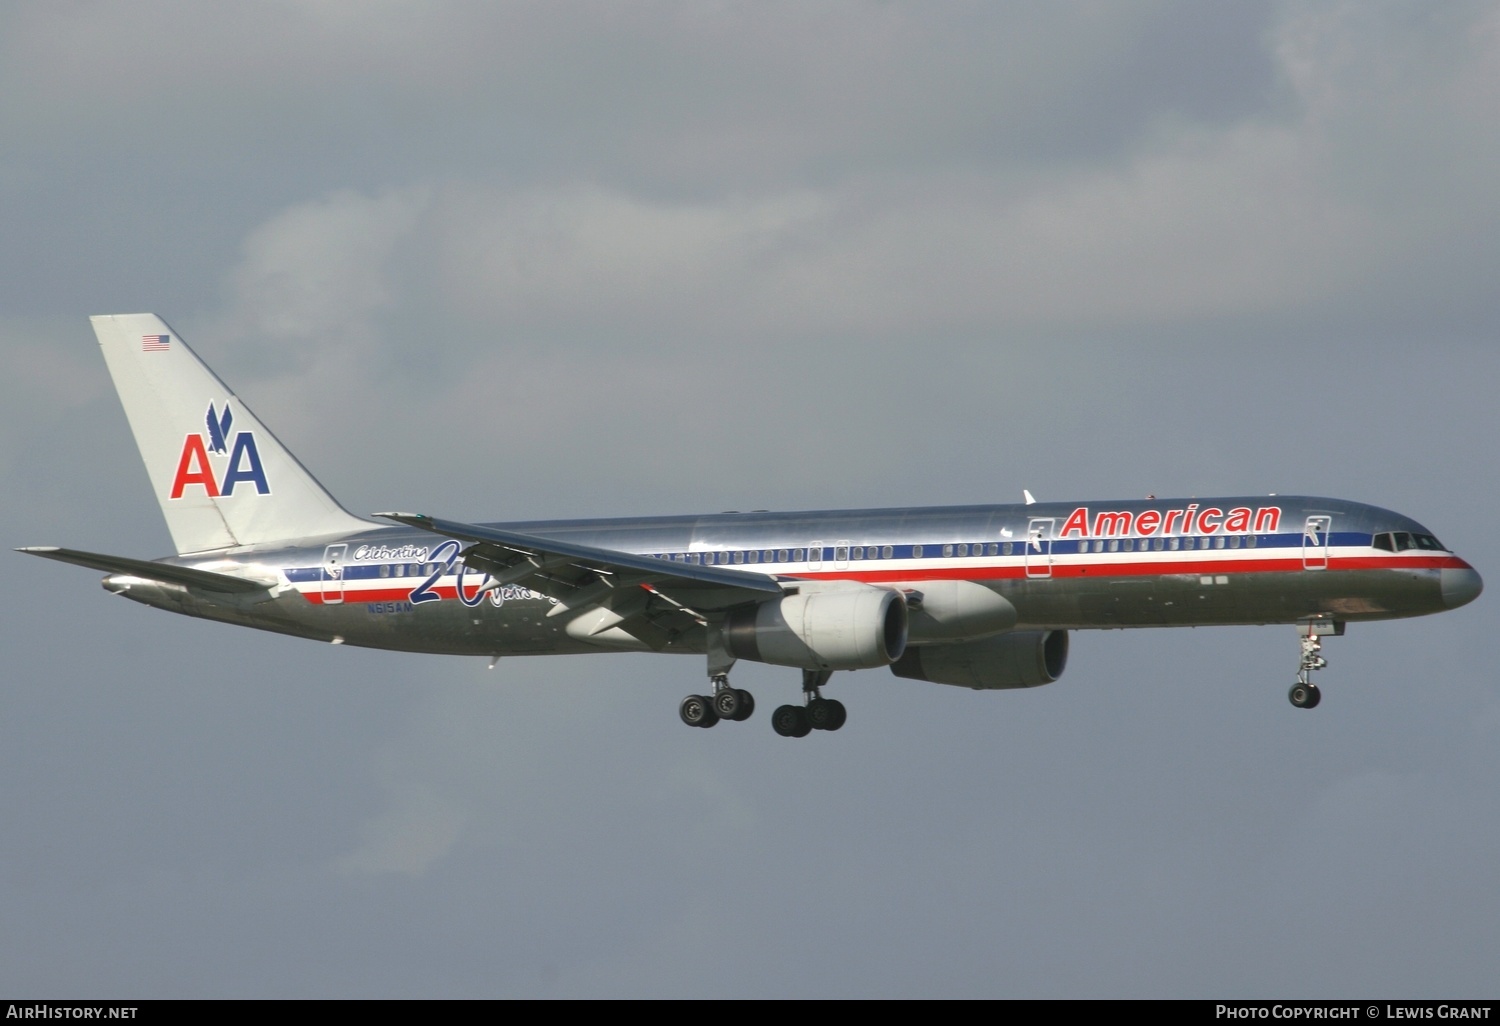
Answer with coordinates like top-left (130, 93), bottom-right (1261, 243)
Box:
top-left (890, 629), bottom-right (1068, 689)
top-left (902, 580), bottom-right (1018, 643)
top-left (724, 585), bottom-right (908, 670)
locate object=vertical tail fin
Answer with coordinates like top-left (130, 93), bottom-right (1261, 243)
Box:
top-left (92, 313), bottom-right (369, 554)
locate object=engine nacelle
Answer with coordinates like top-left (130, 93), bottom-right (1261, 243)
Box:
top-left (724, 585), bottom-right (908, 670)
top-left (890, 630), bottom-right (1068, 689)
top-left (902, 580), bottom-right (1017, 643)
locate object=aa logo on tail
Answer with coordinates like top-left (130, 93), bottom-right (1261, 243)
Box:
top-left (169, 402), bottom-right (270, 499)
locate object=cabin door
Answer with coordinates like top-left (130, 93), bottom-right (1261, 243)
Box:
top-left (1302, 516), bottom-right (1331, 571)
top-left (321, 543), bottom-right (348, 604)
top-left (1025, 518), bottom-right (1054, 579)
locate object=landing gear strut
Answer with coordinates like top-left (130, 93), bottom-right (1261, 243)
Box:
top-left (772, 669), bottom-right (847, 738)
top-left (1288, 619), bottom-right (1342, 709)
top-left (680, 673), bottom-right (754, 728)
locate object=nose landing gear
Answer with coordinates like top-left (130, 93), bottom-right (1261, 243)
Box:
top-left (1289, 619), bottom-right (1342, 709)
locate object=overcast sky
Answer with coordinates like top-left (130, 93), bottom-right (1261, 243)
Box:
top-left (3, 0), bottom-right (1498, 998)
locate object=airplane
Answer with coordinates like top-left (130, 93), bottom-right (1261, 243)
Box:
top-left (20, 314), bottom-right (1483, 737)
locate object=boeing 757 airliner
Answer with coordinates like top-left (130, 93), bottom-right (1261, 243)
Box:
top-left (21, 315), bottom-right (1483, 736)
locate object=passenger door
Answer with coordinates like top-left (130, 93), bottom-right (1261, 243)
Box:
top-left (1025, 518), bottom-right (1054, 579)
top-left (1302, 516), bottom-right (1331, 571)
top-left (321, 543), bottom-right (348, 604)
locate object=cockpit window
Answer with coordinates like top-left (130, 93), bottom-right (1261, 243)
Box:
top-left (1375, 531), bottom-right (1446, 552)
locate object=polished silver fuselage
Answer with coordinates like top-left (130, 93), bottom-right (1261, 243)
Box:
top-left (108, 495), bottom-right (1478, 660)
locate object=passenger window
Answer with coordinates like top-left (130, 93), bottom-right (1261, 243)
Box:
top-left (1153, 538), bottom-right (1165, 551)
top-left (987, 543), bottom-right (999, 556)
top-left (836, 546), bottom-right (849, 561)
top-left (1247, 535), bottom-right (1257, 548)
top-left (793, 549), bottom-right (805, 561)
top-left (1215, 537), bottom-right (1226, 549)
top-left (913, 545), bottom-right (924, 558)
top-left (943, 544), bottom-right (954, 558)
top-left (1002, 542), bottom-right (1013, 556)
top-left (1122, 539), bottom-right (1134, 552)
top-left (882, 545), bottom-right (894, 558)
top-left (1228, 536), bottom-right (1240, 549)
top-left (379, 564), bottom-right (390, 578)
top-left (1108, 539), bottom-right (1119, 552)
top-left (1169, 538), bottom-right (1180, 551)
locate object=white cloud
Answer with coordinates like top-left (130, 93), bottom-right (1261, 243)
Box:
top-left (222, 188), bottom-right (430, 359)
top-left (179, 0), bottom-right (1498, 348)
top-left (334, 782), bottom-right (467, 878)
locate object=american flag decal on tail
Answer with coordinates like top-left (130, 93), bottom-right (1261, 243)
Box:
top-left (142, 334), bottom-right (170, 351)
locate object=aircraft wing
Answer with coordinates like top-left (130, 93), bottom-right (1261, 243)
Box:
top-left (17, 546), bottom-right (272, 594)
top-left (375, 512), bottom-right (784, 649)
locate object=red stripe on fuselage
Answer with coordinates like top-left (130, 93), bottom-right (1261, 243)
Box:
top-left (290, 552), bottom-right (1463, 603)
top-left (784, 552), bottom-right (1461, 583)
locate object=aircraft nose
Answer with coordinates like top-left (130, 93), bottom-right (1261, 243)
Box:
top-left (1441, 566), bottom-right (1483, 609)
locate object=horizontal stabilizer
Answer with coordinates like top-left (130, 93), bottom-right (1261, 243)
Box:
top-left (17, 546), bottom-right (271, 594)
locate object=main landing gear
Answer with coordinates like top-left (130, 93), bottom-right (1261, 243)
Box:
top-left (679, 674), bottom-right (755, 728)
top-left (678, 669), bottom-right (847, 736)
top-left (771, 670), bottom-right (847, 738)
top-left (1288, 619), bottom-right (1342, 709)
